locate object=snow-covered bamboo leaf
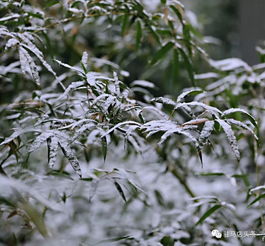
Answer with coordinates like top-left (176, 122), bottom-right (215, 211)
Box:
top-left (0, 128), bottom-right (40, 146)
top-left (28, 132), bottom-right (53, 152)
top-left (222, 108), bottom-right (257, 126)
top-left (199, 120), bottom-right (215, 145)
top-left (176, 88), bottom-right (203, 103)
top-left (55, 59), bottom-right (83, 74)
top-left (5, 38), bottom-right (19, 49)
top-left (102, 121), bottom-right (141, 137)
top-left (216, 119), bottom-right (240, 161)
top-left (54, 81), bottom-right (84, 102)
top-left (152, 97), bottom-right (176, 106)
top-left (226, 119), bottom-right (258, 140)
top-left (81, 51), bottom-right (88, 72)
top-left (47, 136), bottom-right (59, 168)
top-left (209, 58), bottom-right (251, 72)
top-left (59, 141), bottom-right (82, 177)
top-left (176, 102), bottom-right (222, 115)
top-left (21, 39), bottom-right (57, 78)
top-left (195, 72), bottom-right (219, 80)
top-left (131, 80), bottom-right (155, 88)
top-left (19, 46), bottom-right (40, 85)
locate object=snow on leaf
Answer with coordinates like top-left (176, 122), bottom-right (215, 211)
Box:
top-left (47, 136), bottom-right (59, 168)
top-left (5, 38), bottom-right (19, 49)
top-left (59, 140), bottom-right (82, 177)
top-left (216, 119), bottom-right (240, 161)
top-left (28, 132), bottom-right (53, 152)
top-left (142, 120), bottom-right (199, 147)
top-left (20, 38), bottom-right (57, 78)
top-left (54, 81), bottom-right (84, 102)
top-left (102, 121), bottom-right (141, 138)
top-left (199, 120), bottom-right (215, 145)
top-left (209, 58), bottom-right (251, 72)
top-left (55, 59), bottom-right (83, 74)
top-left (86, 72), bottom-right (113, 87)
top-left (226, 119), bottom-right (258, 140)
top-left (222, 108), bottom-right (257, 126)
top-left (0, 14), bottom-right (20, 22)
top-left (152, 97), bottom-right (176, 106)
top-left (81, 51), bottom-right (88, 71)
top-left (195, 72), bottom-right (219, 80)
top-left (250, 185), bottom-right (265, 194)
top-left (0, 128), bottom-right (40, 146)
top-left (131, 80), bottom-right (155, 88)
top-left (176, 88), bottom-right (203, 103)
top-left (59, 119), bottom-right (97, 130)
top-left (19, 46), bottom-right (40, 85)
top-left (0, 26), bottom-right (14, 37)
top-left (176, 102), bottom-right (222, 116)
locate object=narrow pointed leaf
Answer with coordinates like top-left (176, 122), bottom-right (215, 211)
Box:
top-left (195, 204), bottom-right (222, 225)
top-left (150, 42), bottom-right (174, 65)
top-left (216, 119), bottom-right (240, 161)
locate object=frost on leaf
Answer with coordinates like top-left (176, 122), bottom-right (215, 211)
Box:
top-left (175, 102), bottom-right (222, 116)
top-left (47, 136), bottom-right (59, 168)
top-left (59, 140), bottom-right (82, 177)
top-left (28, 132), bottom-right (53, 152)
top-left (199, 120), bottom-right (214, 146)
top-left (19, 46), bottom-right (40, 85)
top-left (222, 108), bottom-right (257, 126)
top-left (226, 119), bottom-right (258, 140)
top-left (176, 88), bottom-right (203, 103)
top-left (209, 58), bottom-right (251, 72)
top-left (216, 119), bottom-right (240, 161)
top-left (152, 97), bottom-right (176, 106)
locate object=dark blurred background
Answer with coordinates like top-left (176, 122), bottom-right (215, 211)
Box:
top-left (187, 0), bottom-right (265, 64)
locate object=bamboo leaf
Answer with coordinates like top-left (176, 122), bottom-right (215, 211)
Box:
top-left (222, 108), bottom-right (257, 126)
top-left (195, 204), bottom-right (222, 225)
top-left (248, 194), bottom-right (265, 207)
top-left (114, 181), bottom-right (126, 202)
top-left (216, 119), bottom-right (240, 161)
top-left (150, 42), bottom-right (174, 65)
top-left (135, 19), bottom-right (142, 48)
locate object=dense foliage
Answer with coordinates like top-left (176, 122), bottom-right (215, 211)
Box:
top-left (0, 1), bottom-right (264, 245)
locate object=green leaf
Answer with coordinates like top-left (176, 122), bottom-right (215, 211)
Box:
top-left (121, 14), bottom-right (129, 36)
top-left (200, 172), bottom-right (225, 176)
top-left (195, 204), bottom-right (222, 225)
top-left (148, 26), bottom-right (161, 44)
top-left (160, 235), bottom-right (174, 246)
top-left (150, 41), bottom-right (174, 65)
top-left (178, 48), bottom-right (194, 85)
top-left (248, 194), bottom-right (265, 207)
top-left (135, 19), bottom-right (142, 48)
top-left (170, 4), bottom-right (184, 24)
top-left (183, 24), bottom-right (192, 55)
top-left (45, 0), bottom-right (59, 7)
